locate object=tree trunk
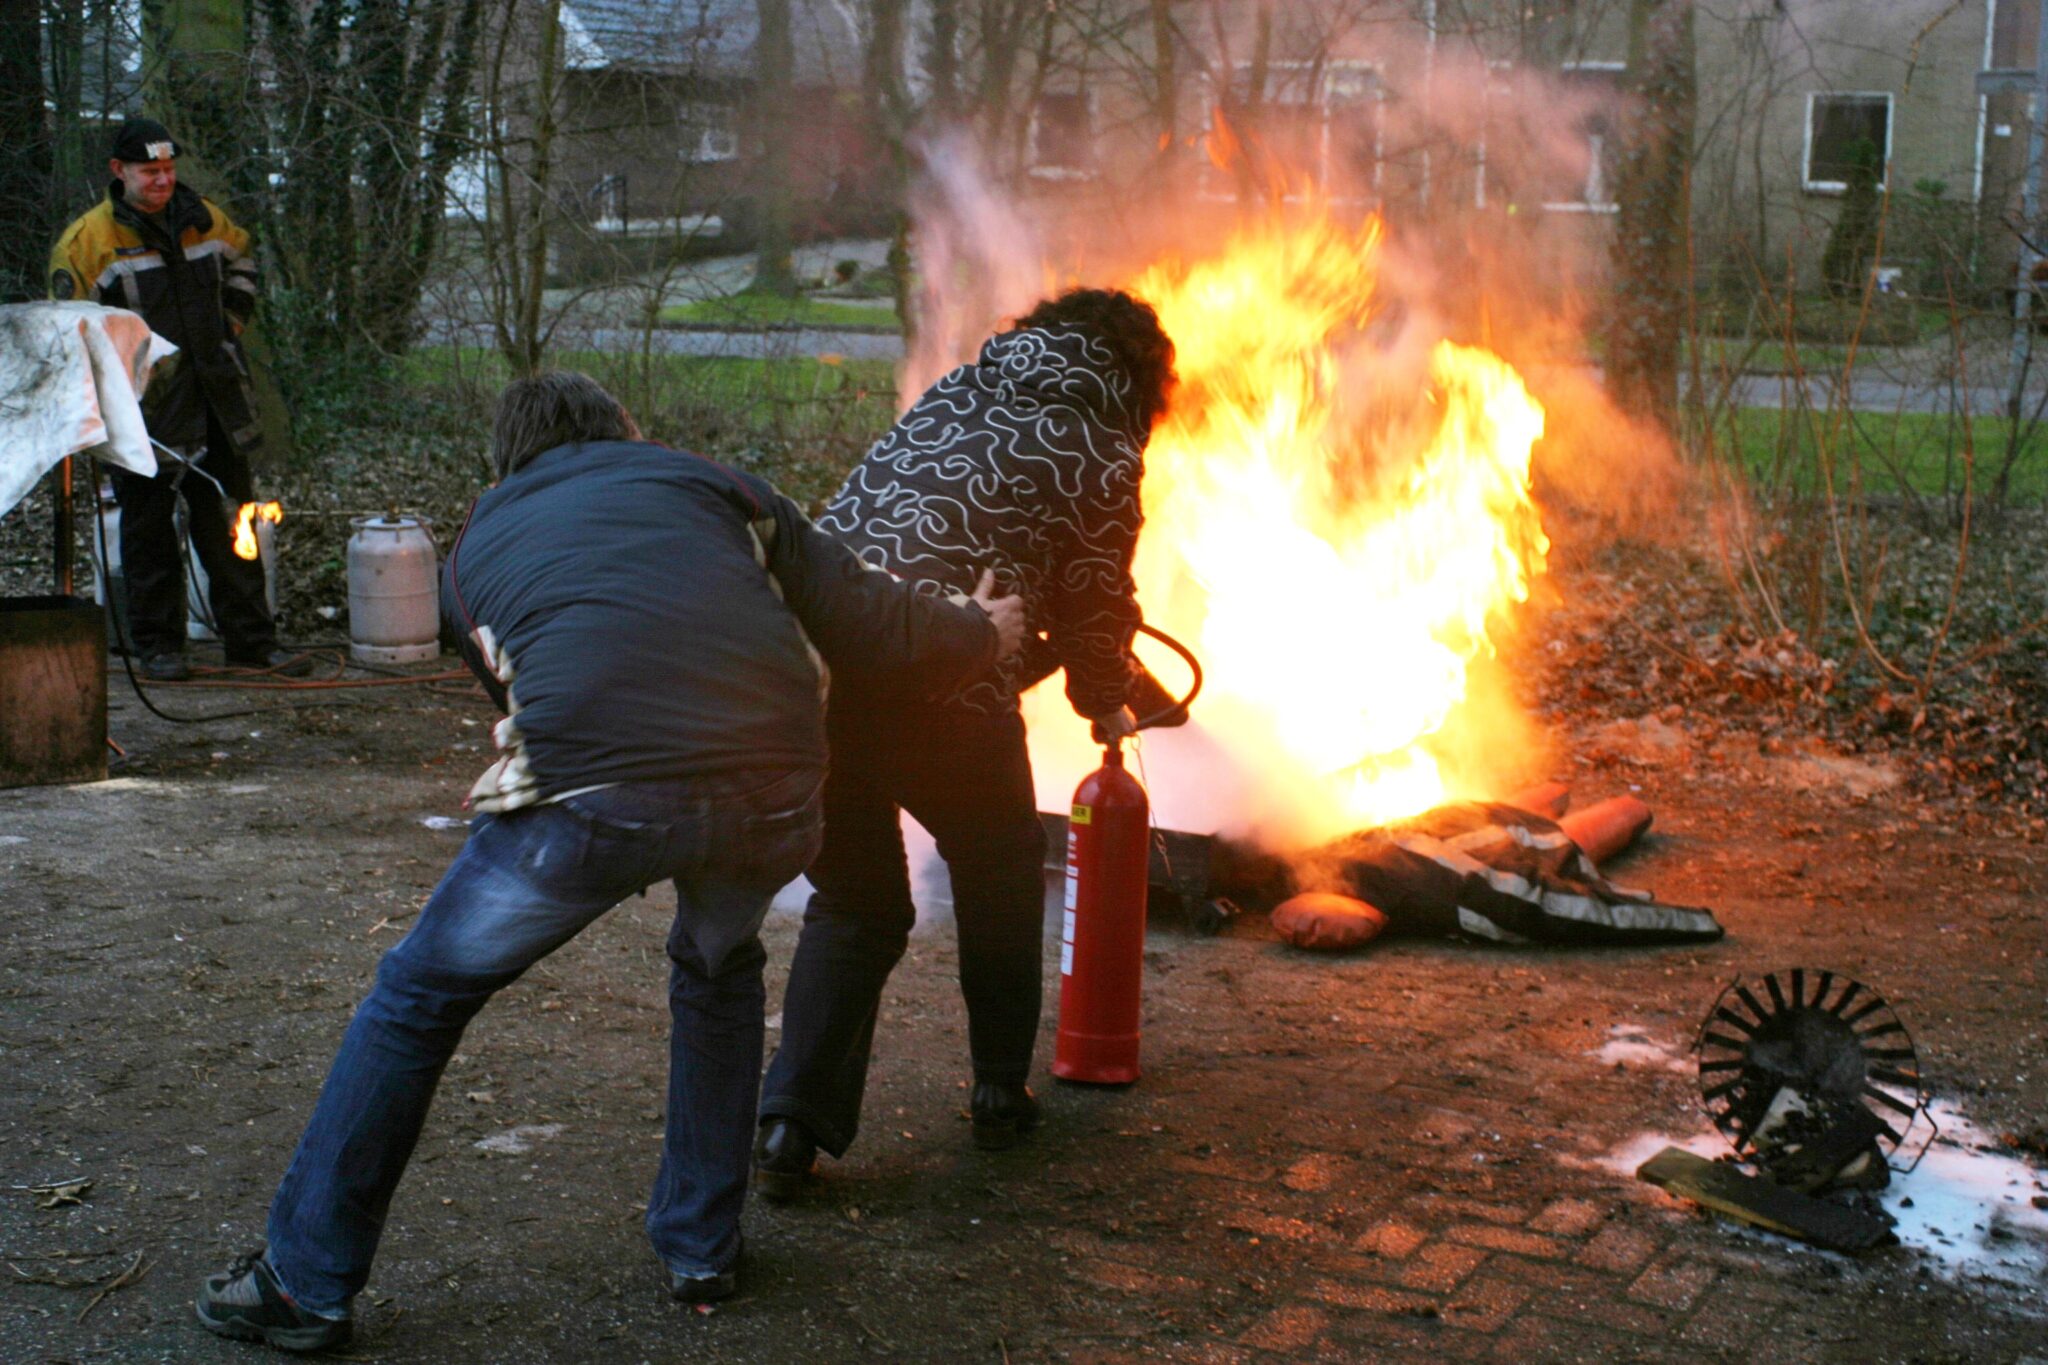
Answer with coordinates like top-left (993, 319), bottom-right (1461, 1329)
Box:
top-left (928, 0), bottom-right (959, 123)
top-left (0, 0), bottom-right (50, 302)
top-left (749, 0), bottom-right (798, 296)
top-left (1151, 0), bottom-right (1178, 174)
top-left (398, 0), bottom-right (487, 349)
top-left (1606, 0), bottom-right (1695, 432)
top-left (1236, 1), bottom-right (1273, 205)
top-left (512, 0), bottom-right (565, 373)
top-left (977, 0), bottom-right (1026, 163)
top-left (1012, 5), bottom-right (1057, 172)
top-left (148, 0), bottom-right (253, 204)
top-left (45, 0), bottom-right (83, 210)
top-left (865, 0), bottom-right (915, 340)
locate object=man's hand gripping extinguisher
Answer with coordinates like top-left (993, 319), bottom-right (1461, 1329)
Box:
top-left (1053, 622), bottom-right (1203, 1085)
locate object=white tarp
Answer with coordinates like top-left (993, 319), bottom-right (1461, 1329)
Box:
top-left (0, 302), bottom-right (175, 519)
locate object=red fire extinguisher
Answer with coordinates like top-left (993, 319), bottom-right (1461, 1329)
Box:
top-left (1054, 623), bottom-right (1202, 1085)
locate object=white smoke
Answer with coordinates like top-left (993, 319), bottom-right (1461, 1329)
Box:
top-left (895, 51), bottom-right (1678, 850)
top-left (899, 132), bottom-right (1053, 402)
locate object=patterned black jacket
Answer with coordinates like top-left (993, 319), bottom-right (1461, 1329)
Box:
top-left (820, 326), bottom-right (1147, 718)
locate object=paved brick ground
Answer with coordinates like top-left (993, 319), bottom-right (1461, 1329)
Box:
top-left (2, 676), bottom-right (2044, 1361)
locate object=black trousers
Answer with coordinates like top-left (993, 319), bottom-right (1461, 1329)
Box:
top-left (110, 409), bottom-right (275, 660)
top-left (760, 697), bottom-right (1047, 1156)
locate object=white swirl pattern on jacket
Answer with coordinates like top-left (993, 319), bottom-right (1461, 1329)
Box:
top-left (820, 326), bottom-right (1146, 716)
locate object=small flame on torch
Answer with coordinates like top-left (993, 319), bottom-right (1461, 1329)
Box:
top-left (233, 501), bottom-right (283, 560)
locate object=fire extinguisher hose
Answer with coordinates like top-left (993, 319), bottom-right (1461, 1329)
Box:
top-left (1131, 621), bottom-right (1203, 732)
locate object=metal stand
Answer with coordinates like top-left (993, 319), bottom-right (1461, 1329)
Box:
top-left (53, 455), bottom-right (74, 596)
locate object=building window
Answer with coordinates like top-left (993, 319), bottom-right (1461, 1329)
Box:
top-left (1542, 62), bottom-right (1623, 214)
top-left (1031, 91), bottom-right (1094, 178)
top-left (1324, 63), bottom-right (1383, 199)
top-left (679, 103), bottom-right (738, 163)
top-left (1805, 92), bottom-right (1892, 193)
top-left (1473, 60), bottom-right (1515, 210)
top-left (444, 151), bottom-right (495, 221)
top-left (589, 173), bottom-right (627, 229)
top-left (1198, 62), bottom-right (1382, 201)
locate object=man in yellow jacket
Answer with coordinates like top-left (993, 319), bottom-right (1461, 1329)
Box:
top-left (50, 117), bottom-right (303, 680)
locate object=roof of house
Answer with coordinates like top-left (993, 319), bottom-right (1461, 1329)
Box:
top-left (560, 0), bottom-right (860, 87)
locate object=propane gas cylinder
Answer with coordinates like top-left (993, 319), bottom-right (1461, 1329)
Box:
top-left (1053, 743), bottom-right (1151, 1084)
top-left (347, 516), bottom-right (439, 664)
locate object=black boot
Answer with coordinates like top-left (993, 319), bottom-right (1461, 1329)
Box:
top-left (969, 1081), bottom-right (1041, 1151)
top-left (753, 1117), bottom-right (818, 1202)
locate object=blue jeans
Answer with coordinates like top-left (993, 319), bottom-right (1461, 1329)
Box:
top-left (263, 769), bottom-right (822, 1315)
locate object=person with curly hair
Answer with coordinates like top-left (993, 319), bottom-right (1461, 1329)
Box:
top-left (754, 287), bottom-right (1178, 1194)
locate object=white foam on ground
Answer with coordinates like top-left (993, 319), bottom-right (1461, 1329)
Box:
top-left (1591, 1024), bottom-right (1693, 1073)
top-left (1585, 1128), bottom-right (1726, 1179)
top-left (1584, 1101), bottom-right (2048, 1294)
top-left (473, 1124), bottom-right (565, 1155)
top-left (1883, 1100), bottom-right (2048, 1289)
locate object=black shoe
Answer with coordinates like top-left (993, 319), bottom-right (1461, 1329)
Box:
top-left (668, 1263), bottom-right (738, 1304)
top-left (668, 1235), bottom-right (740, 1304)
top-left (970, 1081), bottom-right (1042, 1151)
top-left (140, 652), bottom-right (190, 682)
top-left (752, 1117), bottom-right (818, 1202)
top-left (195, 1250), bottom-right (352, 1352)
top-left (226, 646), bottom-right (315, 678)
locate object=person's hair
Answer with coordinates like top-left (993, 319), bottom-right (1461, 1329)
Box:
top-left (1012, 287), bottom-right (1177, 428)
top-left (489, 371), bottom-right (641, 479)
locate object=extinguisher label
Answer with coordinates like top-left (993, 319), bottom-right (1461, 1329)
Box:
top-left (1060, 822), bottom-right (1082, 975)
top-left (1070, 803), bottom-right (1092, 825)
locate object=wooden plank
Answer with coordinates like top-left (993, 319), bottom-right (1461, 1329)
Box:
top-left (1635, 1146), bottom-right (1895, 1253)
top-left (0, 595), bottom-right (108, 789)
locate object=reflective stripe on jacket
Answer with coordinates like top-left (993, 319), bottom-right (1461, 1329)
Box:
top-left (49, 182), bottom-right (261, 456)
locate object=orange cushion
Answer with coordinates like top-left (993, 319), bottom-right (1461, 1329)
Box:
top-left (1271, 893), bottom-right (1389, 951)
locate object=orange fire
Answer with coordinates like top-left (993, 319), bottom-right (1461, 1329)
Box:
top-left (1025, 205), bottom-right (1549, 844)
top-left (233, 501), bottom-right (283, 560)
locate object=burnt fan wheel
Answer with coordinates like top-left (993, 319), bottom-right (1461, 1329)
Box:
top-left (1694, 968), bottom-right (1927, 1168)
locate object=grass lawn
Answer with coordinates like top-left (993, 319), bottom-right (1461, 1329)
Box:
top-left (404, 346), bottom-right (897, 401)
top-left (1703, 406), bottom-right (2048, 502)
top-left (656, 294), bottom-right (901, 330)
top-left (401, 348), bottom-right (901, 502)
top-left (1683, 337), bottom-right (1855, 375)
top-left (399, 347), bottom-right (2048, 506)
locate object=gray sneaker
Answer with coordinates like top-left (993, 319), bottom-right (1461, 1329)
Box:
top-left (195, 1250), bottom-right (352, 1352)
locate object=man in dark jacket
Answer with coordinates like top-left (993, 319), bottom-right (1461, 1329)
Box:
top-left (755, 288), bottom-right (1177, 1189)
top-left (195, 373), bottom-right (1025, 1351)
top-left (49, 117), bottom-right (299, 680)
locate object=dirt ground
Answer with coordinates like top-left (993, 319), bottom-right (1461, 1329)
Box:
top-left (4, 576), bottom-right (2047, 1363)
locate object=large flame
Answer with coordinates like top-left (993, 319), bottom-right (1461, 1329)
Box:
top-left (233, 501), bottom-right (283, 560)
top-left (1028, 206), bottom-right (1548, 845)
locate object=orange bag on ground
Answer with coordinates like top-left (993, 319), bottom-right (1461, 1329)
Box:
top-left (1271, 892), bottom-right (1390, 951)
